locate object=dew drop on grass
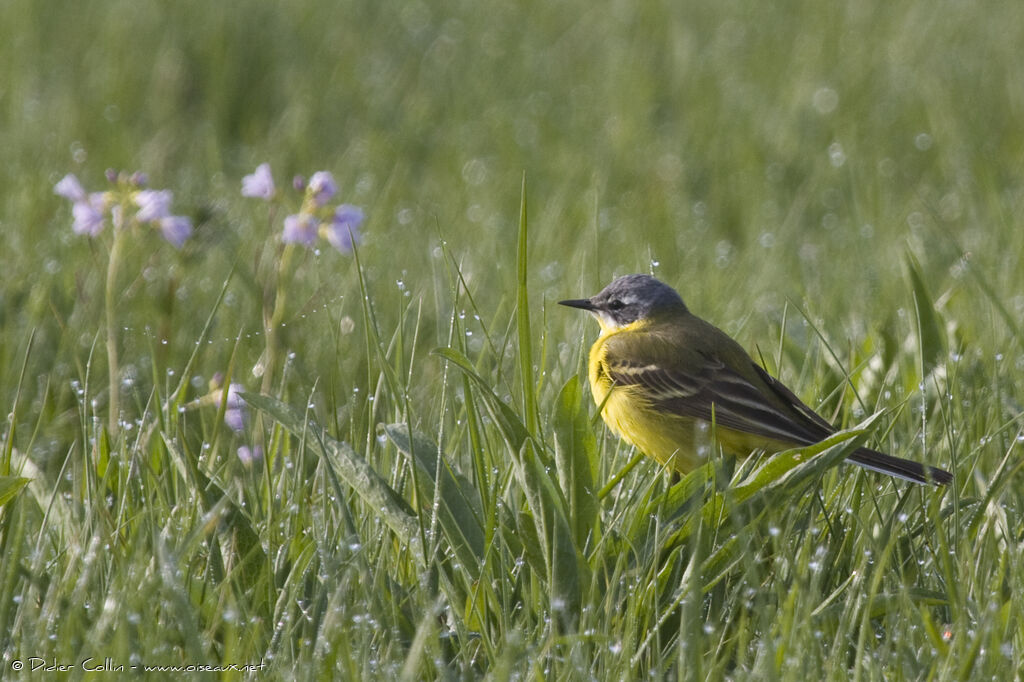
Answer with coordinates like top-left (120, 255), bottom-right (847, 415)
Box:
top-left (828, 142), bottom-right (846, 167)
top-left (813, 87), bottom-right (838, 114)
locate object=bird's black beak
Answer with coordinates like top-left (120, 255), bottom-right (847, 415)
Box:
top-left (558, 298), bottom-right (596, 311)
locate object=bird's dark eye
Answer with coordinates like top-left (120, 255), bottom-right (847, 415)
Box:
top-left (608, 299), bottom-right (624, 311)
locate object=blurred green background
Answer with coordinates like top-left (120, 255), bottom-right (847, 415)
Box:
top-left (3, 0), bottom-right (1024, 677)
top-left (6, 0), bottom-right (1023, 303)
top-left (4, 0), bottom-right (1024, 442)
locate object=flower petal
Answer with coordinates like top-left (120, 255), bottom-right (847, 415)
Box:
top-left (159, 215), bottom-right (193, 248)
top-left (135, 189), bottom-right (174, 222)
top-left (324, 204), bottom-right (364, 253)
top-left (307, 171), bottom-right (337, 206)
top-left (54, 174), bottom-right (87, 203)
top-left (241, 163), bottom-right (275, 200)
top-left (282, 213), bottom-right (319, 246)
top-left (237, 445), bottom-right (263, 464)
top-left (71, 196), bottom-right (105, 236)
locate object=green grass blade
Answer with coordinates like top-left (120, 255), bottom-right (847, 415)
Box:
top-left (432, 347), bottom-right (531, 450)
top-left (551, 376), bottom-right (600, 550)
top-left (516, 175), bottom-right (538, 435)
top-left (0, 476), bottom-right (31, 507)
top-left (904, 252), bottom-right (946, 378)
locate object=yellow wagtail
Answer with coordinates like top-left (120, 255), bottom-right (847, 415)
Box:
top-left (559, 274), bottom-right (952, 485)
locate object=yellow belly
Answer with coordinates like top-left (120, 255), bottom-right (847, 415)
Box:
top-left (592, 377), bottom-right (702, 472)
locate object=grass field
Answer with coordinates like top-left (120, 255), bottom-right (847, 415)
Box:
top-left (2, 0), bottom-right (1024, 678)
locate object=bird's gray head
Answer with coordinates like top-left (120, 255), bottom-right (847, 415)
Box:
top-left (559, 274), bottom-right (688, 331)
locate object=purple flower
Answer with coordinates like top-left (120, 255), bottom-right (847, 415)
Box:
top-left (241, 163), bottom-right (275, 200)
top-left (159, 215), bottom-right (193, 248)
top-left (307, 171), bottom-right (337, 206)
top-left (324, 204), bottom-right (365, 253)
top-left (224, 383), bottom-right (247, 432)
top-left (237, 444), bottom-right (263, 464)
top-left (282, 213), bottom-right (319, 246)
top-left (71, 193), bottom-right (107, 236)
top-left (134, 189), bottom-right (173, 223)
top-left (54, 174), bottom-right (87, 203)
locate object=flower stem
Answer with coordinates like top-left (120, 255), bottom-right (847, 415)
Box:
top-left (105, 227), bottom-right (125, 436)
top-left (261, 243), bottom-right (295, 395)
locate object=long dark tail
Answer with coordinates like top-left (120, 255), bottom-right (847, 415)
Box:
top-left (846, 447), bottom-right (952, 486)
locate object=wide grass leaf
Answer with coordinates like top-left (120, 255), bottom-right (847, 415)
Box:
top-left (383, 423), bottom-right (486, 579)
top-left (516, 439), bottom-right (586, 623)
top-left (241, 392), bottom-right (421, 558)
top-left (643, 416), bottom-right (884, 584)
